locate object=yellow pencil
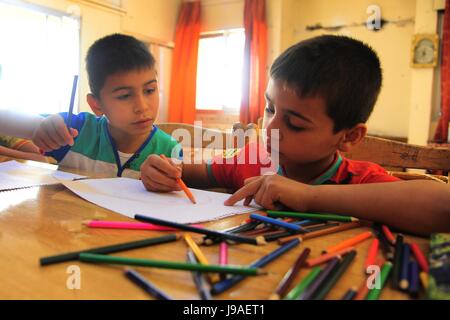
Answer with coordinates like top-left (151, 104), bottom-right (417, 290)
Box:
top-left (184, 234), bottom-right (220, 283)
top-left (160, 154), bottom-right (196, 204)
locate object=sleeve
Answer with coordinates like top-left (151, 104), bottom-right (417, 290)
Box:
top-left (43, 112), bottom-right (87, 162)
top-left (206, 147), bottom-right (243, 190)
top-left (360, 166), bottom-right (402, 183)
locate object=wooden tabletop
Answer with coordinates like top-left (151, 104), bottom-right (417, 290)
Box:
top-left (0, 157), bottom-right (429, 300)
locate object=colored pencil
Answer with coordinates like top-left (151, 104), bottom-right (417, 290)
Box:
top-left (366, 261), bottom-right (393, 300)
top-left (306, 246), bottom-right (355, 267)
top-left (341, 287), bottom-right (357, 300)
top-left (278, 221), bottom-right (360, 245)
top-left (79, 253), bottom-right (266, 275)
top-left (324, 231), bottom-right (372, 254)
top-left (399, 243), bottom-right (411, 290)
top-left (264, 231), bottom-right (299, 242)
top-left (409, 242), bottom-right (429, 272)
top-left (39, 234), bottom-right (179, 266)
top-left (219, 242), bottom-right (228, 265)
top-left (314, 250), bottom-right (357, 300)
top-left (419, 271), bottom-right (428, 290)
top-left (219, 220), bottom-right (261, 234)
top-left (269, 248), bottom-right (311, 300)
top-left (354, 278), bottom-right (370, 300)
top-left (408, 260), bottom-right (419, 298)
top-left (391, 234), bottom-right (404, 289)
top-left (160, 154), bottom-right (196, 204)
top-left (184, 234), bottom-right (220, 283)
top-left (304, 222), bottom-right (340, 232)
top-left (284, 267), bottom-right (322, 300)
top-left (365, 238), bottom-right (380, 271)
top-left (186, 250), bottom-right (212, 300)
top-left (134, 214), bottom-right (266, 246)
top-left (298, 257), bottom-right (341, 300)
top-left (372, 226), bottom-right (394, 261)
top-left (250, 213), bottom-right (309, 233)
top-left (66, 75), bottom-right (78, 129)
top-left (210, 238), bottom-right (301, 295)
top-left (83, 220), bottom-right (203, 231)
top-left (267, 210), bottom-right (359, 223)
top-left (381, 225), bottom-right (396, 245)
top-left (124, 268), bottom-right (172, 300)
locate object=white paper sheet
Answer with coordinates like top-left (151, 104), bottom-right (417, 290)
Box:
top-left (62, 177), bottom-right (258, 224)
top-left (0, 160), bottom-right (85, 191)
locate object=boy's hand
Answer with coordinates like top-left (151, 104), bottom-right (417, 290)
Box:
top-left (32, 114), bottom-right (78, 152)
top-left (140, 154), bottom-right (182, 192)
top-left (224, 174), bottom-right (313, 211)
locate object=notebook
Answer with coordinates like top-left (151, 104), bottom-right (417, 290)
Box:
top-left (62, 177), bottom-right (259, 224)
top-left (0, 160), bottom-right (85, 191)
top-left (428, 233), bottom-right (450, 300)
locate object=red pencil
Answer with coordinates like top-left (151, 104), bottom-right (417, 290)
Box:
top-left (409, 242), bottom-right (429, 273)
top-left (381, 225), bottom-right (395, 245)
top-left (364, 238), bottom-right (379, 271)
top-left (160, 154), bottom-right (196, 204)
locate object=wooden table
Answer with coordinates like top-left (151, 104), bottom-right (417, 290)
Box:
top-left (0, 157), bottom-right (429, 300)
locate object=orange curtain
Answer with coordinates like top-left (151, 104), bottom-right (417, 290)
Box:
top-left (434, 0), bottom-right (450, 142)
top-left (168, 1), bottom-right (201, 124)
top-left (240, 0), bottom-right (268, 125)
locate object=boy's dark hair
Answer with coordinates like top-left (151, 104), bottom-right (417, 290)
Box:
top-left (86, 33), bottom-right (155, 97)
top-left (270, 35), bottom-right (382, 132)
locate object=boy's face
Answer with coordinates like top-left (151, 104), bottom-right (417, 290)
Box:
top-left (263, 78), bottom-right (346, 166)
top-left (92, 67), bottom-right (159, 138)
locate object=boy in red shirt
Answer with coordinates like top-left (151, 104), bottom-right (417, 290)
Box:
top-left (141, 35), bottom-right (450, 235)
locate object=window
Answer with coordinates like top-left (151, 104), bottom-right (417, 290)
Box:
top-left (196, 29), bottom-right (245, 113)
top-left (0, 0), bottom-right (80, 115)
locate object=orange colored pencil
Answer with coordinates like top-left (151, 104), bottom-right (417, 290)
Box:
top-left (354, 279), bottom-right (370, 300)
top-left (306, 247), bottom-right (356, 267)
top-left (160, 154), bottom-right (196, 204)
top-left (278, 221), bottom-right (360, 245)
top-left (325, 231), bottom-right (372, 254)
top-left (381, 225), bottom-right (395, 245)
top-left (364, 238), bottom-right (379, 271)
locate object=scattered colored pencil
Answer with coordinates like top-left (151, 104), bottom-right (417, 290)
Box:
top-left (306, 246), bottom-right (355, 267)
top-left (324, 231), bottom-right (372, 254)
top-left (399, 243), bottom-right (411, 290)
top-left (219, 242), bottom-right (228, 266)
top-left (366, 261), bottom-right (393, 300)
top-left (269, 248), bottom-right (311, 300)
top-left (314, 250), bottom-right (357, 300)
top-left (391, 234), bottom-right (404, 289)
top-left (267, 210), bottom-right (359, 223)
top-left (341, 287), bottom-right (357, 300)
top-left (278, 221), bottom-right (360, 245)
top-left (39, 234), bottom-right (179, 266)
top-left (408, 260), bottom-right (419, 298)
top-left (250, 213), bottom-right (309, 233)
top-left (84, 220), bottom-right (203, 231)
top-left (134, 214), bottom-right (266, 246)
top-left (409, 242), bottom-right (429, 272)
top-left (419, 271), bottom-right (428, 290)
top-left (365, 238), bottom-right (380, 271)
top-left (354, 278), bottom-right (370, 300)
top-left (211, 239), bottom-right (301, 295)
top-left (298, 257), bottom-right (341, 300)
top-left (184, 234), bottom-right (220, 283)
top-left (304, 222), bottom-right (340, 232)
top-left (186, 250), bottom-right (212, 300)
top-left (66, 75), bottom-right (78, 129)
top-left (284, 267), bottom-right (322, 300)
top-left (160, 154), bottom-right (196, 204)
top-left (372, 226), bottom-right (394, 261)
top-left (381, 225), bottom-right (396, 245)
top-left (124, 268), bottom-right (172, 300)
top-left (79, 253), bottom-right (266, 276)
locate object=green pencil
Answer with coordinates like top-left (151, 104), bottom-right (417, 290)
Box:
top-left (283, 266), bottom-right (322, 300)
top-left (79, 253), bottom-right (266, 276)
top-left (267, 211), bottom-right (358, 223)
top-left (366, 261), bottom-right (393, 300)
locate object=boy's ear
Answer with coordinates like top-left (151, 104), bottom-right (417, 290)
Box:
top-left (87, 94), bottom-right (103, 116)
top-left (337, 123), bottom-right (367, 152)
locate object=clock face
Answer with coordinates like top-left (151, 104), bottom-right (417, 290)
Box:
top-left (414, 38), bottom-right (435, 64)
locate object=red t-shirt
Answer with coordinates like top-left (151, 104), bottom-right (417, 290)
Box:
top-left (207, 143), bottom-right (400, 190)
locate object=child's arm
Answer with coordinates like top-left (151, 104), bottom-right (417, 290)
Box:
top-left (225, 175), bottom-right (450, 235)
top-left (140, 155), bottom-right (216, 192)
top-left (0, 145), bottom-right (48, 162)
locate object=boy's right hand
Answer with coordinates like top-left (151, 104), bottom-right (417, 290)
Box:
top-left (140, 154), bottom-right (183, 192)
top-left (32, 114), bottom-right (78, 152)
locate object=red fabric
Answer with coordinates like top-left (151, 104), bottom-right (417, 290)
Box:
top-left (240, 0), bottom-right (268, 125)
top-left (434, 0), bottom-right (450, 142)
top-left (208, 143), bottom-right (400, 190)
top-left (167, 1), bottom-right (201, 124)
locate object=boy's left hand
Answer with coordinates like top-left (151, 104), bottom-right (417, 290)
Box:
top-left (224, 174), bottom-right (313, 211)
